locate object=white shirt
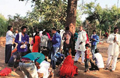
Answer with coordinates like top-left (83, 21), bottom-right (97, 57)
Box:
top-left (41, 35), bottom-right (49, 47)
top-left (6, 30), bottom-right (15, 45)
top-left (37, 61), bottom-right (50, 78)
top-left (107, 33), bottom-right (120, 56)
top-left (39, 31), bottom-right (43, 37)
top-left (75, 30), bottom-right (87, 51)
top-left (94, 53), bottom-right (104, 68)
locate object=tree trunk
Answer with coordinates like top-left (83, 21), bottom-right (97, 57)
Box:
top-left (109, 26), bottom-right (111, 34)
top-left (100, 30), bottom-right (101, 39)
top-left (65, 0), bottom-right (78, 34)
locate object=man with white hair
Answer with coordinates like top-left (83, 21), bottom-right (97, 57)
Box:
top-left (74, 26), bottom-right (87, 64)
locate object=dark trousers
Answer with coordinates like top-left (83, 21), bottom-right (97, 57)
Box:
top-left (5, 44), bottom-right (12, 63)
top-left (91, 45), bottom-right (97, 59)
top-left (85, 59), bottom-right (99, 71)
top-left (85, 59), bottom-right (90, 71)
top-left (14, 52), bottom-right (27, 68)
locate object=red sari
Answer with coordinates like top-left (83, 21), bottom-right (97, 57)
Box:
top-left (59, 55), bottom-right (78, 78)
top-left (32, 36), bottom-right (40, 52)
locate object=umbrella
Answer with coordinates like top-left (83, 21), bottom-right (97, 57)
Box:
top-left (23, 52), bottom-right (45, 64)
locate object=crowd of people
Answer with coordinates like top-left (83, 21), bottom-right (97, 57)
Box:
top-left (4, 25), bottom-right (120, 78)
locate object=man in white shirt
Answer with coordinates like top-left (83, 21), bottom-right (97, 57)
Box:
top-left (106, 27), bottom-right (120, 71)
top-left (5, 26), bottom-right (15, 64)
top-left (94, 49), bottom-right (104, 69)
top-left (74, 26), bottom-right (87, 63)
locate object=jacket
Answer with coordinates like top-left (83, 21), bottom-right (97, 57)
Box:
top-left (52, 32), bottom-right (61, 48)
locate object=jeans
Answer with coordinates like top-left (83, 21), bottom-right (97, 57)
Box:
top-left (51, 47), bottom-right (59, 69)
top-left (19, 62), bottom-right (38, 78)
top-left (85, 59), bottom-right (90, 71)
top-left (91, 45), bottom-right (97, 59)
top-left (5, 44), bottom-right (12, 63)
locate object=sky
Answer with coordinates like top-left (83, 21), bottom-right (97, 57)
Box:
top-left (0, 0), bottom-right (33, 19)
top-left (0, 0), bottom-right (119, 20)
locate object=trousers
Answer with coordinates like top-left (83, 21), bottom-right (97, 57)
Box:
top-left (74, 51), bottom-right (85, 63)
top-left (91, 45), bottom-right (97, 59)
top-left (5, 44), bottom-right (12, 63)
top-left (51, 47), bottom-right (59, 69)
top-left (106, 55), bottom-right (118, 71)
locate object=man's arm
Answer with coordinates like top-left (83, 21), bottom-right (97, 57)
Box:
top-left (52, 35), bottom-right (60, 44)
top-left (116, 35), bottom-right (120, 45)
top-left (95, 35), bottom-right (99, 42)
top-left (8, 32), bottom-right (15, 38)
top-left (81, 31), bottom-right (87, 43)
top-left (15, 34), bottom-right (21, 44)
top-left (107, 34), bottom-right (113, 44)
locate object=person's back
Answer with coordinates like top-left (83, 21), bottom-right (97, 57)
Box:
top-left (52, 32), bottom-right (61, 48)
top-left (94, 53), bottom-right (104, 68)
top-left (59, 55), bottom-right (78, 78)
top-left (32, 32), bottom-right (40, 52)
top-left (41, 35), bottom-right (49, 47)
top-left (38, 60), bottom-right (50, 78)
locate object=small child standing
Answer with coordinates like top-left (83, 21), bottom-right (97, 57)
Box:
top-left (84, 44), bottom-right (91, 72)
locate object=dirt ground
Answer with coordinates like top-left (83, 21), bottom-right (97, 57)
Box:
top-left (0, 43), bottom-right (120, 78)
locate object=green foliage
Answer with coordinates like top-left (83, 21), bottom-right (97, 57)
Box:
top-left (8, 14), bottom-right (28, 31)
top-left (82, 2), bottom-right (120, 35)
top-left (26, 0), bottom-right (68, 30)
top-left (0, 14), bottom-right (8, 36)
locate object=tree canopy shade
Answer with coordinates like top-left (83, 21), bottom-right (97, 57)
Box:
top-left (19, 0), bottom-right (78, 34)
top-left (82, 2), bottom-right (120, 36)
top-left (0, 14), bottom-right (8, 36)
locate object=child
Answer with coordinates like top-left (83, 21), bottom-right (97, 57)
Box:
top-left (84, 44), bottom-right (92, 72)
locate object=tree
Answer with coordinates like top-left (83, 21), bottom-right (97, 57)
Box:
top-left (19, 0), bottom-right (78, 34)
top-left (0, 14), bottom-right (8, 36)
top-left (8, 14), bottom-right (28, 31)
top-left (65, 0), bottom-right (78, 34)
top-left (82, 2), bottom-right (120, 37)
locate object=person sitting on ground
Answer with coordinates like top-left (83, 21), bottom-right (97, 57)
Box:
top-left (19, 52), bottom-right (45, 78)
top-left (94, 49), bottom-right (104, 70)
top-left (8, 44), bottom-right (31, 67)
top-left (35, 50), bottom-right (54, 78)
top-left (59, 55), bottom-right (78, 78)
top-left (84, 44), bottom-right (92, 72)
top-left (89, 49), bottom-right (104, 71)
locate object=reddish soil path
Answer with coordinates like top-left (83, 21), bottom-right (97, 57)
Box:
top-left (0, 43), bottom-right (120, 78)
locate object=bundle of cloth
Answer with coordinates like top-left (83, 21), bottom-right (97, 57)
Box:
top-left (55, 52), bottom-right (65, 66)
top-left (59, 55), bottom-right (78, 78)
top-left (0, 67), bottom-right (12, 76)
